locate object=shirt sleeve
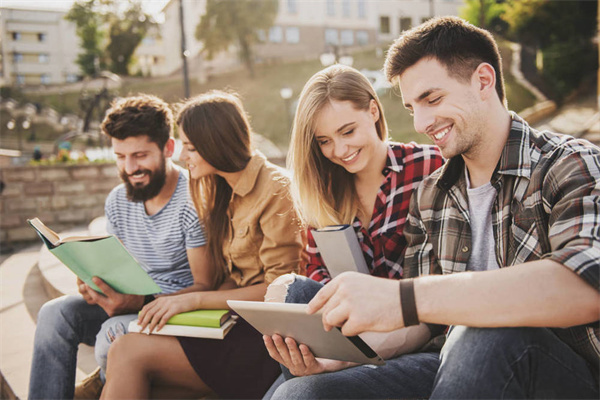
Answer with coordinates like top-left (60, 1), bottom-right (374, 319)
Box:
top-left (104, 188), bottom-right (118, 236)
top-left (259, 185), bottom-right (303, 285)
top-left (403, 184), bottom-right (441, 278)
top-left (306, 228), bottom-right (332, 284)
top-left (542, 148), bottom-right (600, 291)
top-left (180, 200), bottom-right (207, 249)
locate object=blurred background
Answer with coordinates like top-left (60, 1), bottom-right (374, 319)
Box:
top-left (0, 0), bottom-right (596, 166)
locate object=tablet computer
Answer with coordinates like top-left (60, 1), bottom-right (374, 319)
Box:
top-left (227, 300), bottom-right (385, 366)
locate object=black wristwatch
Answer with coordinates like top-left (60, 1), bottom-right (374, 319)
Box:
top-left (143, 294), bottom-right (155, 305)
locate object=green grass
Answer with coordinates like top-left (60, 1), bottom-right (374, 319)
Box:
top-left (7, 45), bottom-right (536, 150)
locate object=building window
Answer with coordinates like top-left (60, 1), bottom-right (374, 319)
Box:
top-left (41, 74), bottom-right (51, 84)
top-left (12, 32), bottom-right (21, 41)
top-left (38, 33), bottom-right (46, 42)
top-left (269, 26), bottom-right (283, 43)
top-left (358, 0), bottom-right (366, 18)
top-left (342, 0), bottom-right (351, 17)
top-left (325, 29), bottom-right (339, 45)
top-left (356, 30), bottom-right (369, 45)
top-left (39, 54), bottom-right (49, 63)
top-left (380, 16), bottom-right (390, 34)
top-left (400, 17), bottom-right (412, 32)
top-left (286, 27), bottom-right (300, 44)
top-left (326, 0), bottom-right (335, 16)
top-left (16, 74), bottom-right (25, 85)
top-left (13, 53), bottom-right (23, 63)
top-left (287, 0), bottom-right (297, 14)
top-left (340, 30), bottom-right (354, 46)
top-left (66, 73), bottom-right (79, 83)
top-left (421, 17), bottom-right (431, 24)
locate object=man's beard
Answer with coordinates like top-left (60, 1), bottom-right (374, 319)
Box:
top-left (120, 160), bottom-right (167, 202)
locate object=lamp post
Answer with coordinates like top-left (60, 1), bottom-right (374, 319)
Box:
top-left (280, 87), bottom-right (293, 133)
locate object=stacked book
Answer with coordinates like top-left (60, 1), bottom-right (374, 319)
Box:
top-left (128, 309), bottom-right (237, 339)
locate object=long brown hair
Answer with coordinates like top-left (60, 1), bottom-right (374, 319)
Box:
top-left (176, 91), bottom-right (252, 288)
top-left (288, 65), bottom-right (388, 228)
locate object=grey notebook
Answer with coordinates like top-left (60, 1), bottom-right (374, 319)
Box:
top-left (311, 224), bottom-right (369, 278)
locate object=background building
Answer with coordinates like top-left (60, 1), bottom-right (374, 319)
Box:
top-left (0, 7), bottom-right (80, 86)
top-left (133, 0), bottom-right (462, 79)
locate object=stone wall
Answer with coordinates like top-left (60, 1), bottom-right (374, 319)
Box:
top-left (0, 163), bottom-right (121, 246)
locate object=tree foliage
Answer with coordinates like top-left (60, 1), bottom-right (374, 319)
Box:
top-left (460, 0), bottom-right (506, 32)
top-left (502, 0), bottom-right (598, 99)
top-left (65, 0), bottom-right (155, 76)
top-left (196, 0), bottom-right (278, 77)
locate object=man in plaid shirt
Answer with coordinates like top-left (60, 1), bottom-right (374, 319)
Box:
top-left (308, 16), bottom-right (599, 398)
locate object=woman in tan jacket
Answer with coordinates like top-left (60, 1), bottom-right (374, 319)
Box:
top-left (101, 91), bottom-right (303, 399)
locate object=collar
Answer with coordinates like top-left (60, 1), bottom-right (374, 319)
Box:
top-left (382, 142), bottom-right (403, 175)
top-left (231, 151), bottom-right (266, 197)
top-left (436, 113), bottom-right (532, 191)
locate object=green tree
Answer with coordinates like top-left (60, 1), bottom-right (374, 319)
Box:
top-left (66, 0), bottom-right (154, 77)
top-left (502, 0), bottom-right (598, 99)
top-left (65, 0), bottom-right (107, 76)
top-left (460, 0), bottom-right (506, 31)
top-left (196, 0), bottom-right (278, 78)
top-left (104, 1), bottom-right (155, 75)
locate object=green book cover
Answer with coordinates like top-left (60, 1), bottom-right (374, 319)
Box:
top-left (165, 309), bottom-right (231, 328)
top-left (28, 218), bottom-right (161, 296)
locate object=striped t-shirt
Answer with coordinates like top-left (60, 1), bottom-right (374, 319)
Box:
top-left (104, 168), bottom-right (206, 294)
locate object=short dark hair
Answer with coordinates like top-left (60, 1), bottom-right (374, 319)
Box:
top-left (385, 16), bottom-right (506, 105)
top-left (101, 94), bottom-right (173, 149)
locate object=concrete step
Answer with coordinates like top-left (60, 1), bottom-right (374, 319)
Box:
top-left (0, 219), bottom-right (107, 399)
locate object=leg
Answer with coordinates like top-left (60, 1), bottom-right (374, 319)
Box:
top-left (29, 295), bottom-right (108, 399)
top-left (431, 326), bottom-right (600, 399)
top-left (271, 351), bottom-right (440, 400)
top-left (94, 313), bottom-right (137, 380)
top-left (102, 333), bottom-right (211, 399)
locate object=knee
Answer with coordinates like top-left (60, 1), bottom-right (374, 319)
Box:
top-left (95, 318), bottom-right (128, 366)
top-left (265, 274), bottom-right (297, 302)
top-left (35, 297), bottom-right (81, 341)
top-left (271, 376), bottom-right (328, 400)
top-left (107, 334), bottom-right (149, 368)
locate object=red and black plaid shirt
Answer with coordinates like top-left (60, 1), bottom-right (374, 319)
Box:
top-left (306, 142), bottom-right (444, 283)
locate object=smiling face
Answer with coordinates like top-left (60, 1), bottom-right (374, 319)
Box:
top-left (112, 135), bottom-right (171, 202)
top-left (178, 128), bottom-right (219, 179)
top-left (399, 57), bottom-right (487, 160)
top-left (314, 99), bottom-right (383, 175)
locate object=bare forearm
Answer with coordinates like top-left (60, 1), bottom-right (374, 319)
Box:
top-left (415, 260), bottom-right (600, 328)
top-left (171, 282), bottom-right (212, 295)
top-left (359, 323), bottom-right (432, 360)
top-left (192, 283), bottom-right (269, 309)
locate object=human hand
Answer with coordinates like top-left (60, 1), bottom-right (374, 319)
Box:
top-left (77, 278), bottom-right (97, 305)
top-left (263, 334), bottom-right (351, 376)
top-left (85, 277), bottom-right (145, 317)
top-left (137, 293), bottom-right (199, 333)
top-left (307, 272), bottom-right (404, 336)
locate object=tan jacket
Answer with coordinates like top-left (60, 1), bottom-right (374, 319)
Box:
top-left (224, 152), bottom-right (302, 287)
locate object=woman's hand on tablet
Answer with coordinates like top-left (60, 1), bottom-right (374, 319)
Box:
top-left (263, 334), bottom-right (354, 376)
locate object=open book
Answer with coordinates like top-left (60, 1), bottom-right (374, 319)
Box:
top-left (311, 225), bottom-right (370, 278)
top-left (128, 314), bottom-right (238, 339)
top-left (28, 217), bottom-right (161, 295)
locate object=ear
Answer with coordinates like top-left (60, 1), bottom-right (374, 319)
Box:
top-left (163, 137), bottom-right (175, 158)
top-left (369, 99), bottom-right (380, 123)
top-left (474, 63), bottom-right (496, 101)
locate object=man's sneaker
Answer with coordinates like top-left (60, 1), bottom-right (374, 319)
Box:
top-left (74, 367), bottom-right (103, 399)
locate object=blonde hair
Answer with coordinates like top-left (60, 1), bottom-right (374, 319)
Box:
top-left (288, 65), bottom-right (388, 228)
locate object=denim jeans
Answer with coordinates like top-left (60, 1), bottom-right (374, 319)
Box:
top-left (431, 325), bottom-right (600, 399)
top-left (28, 295), bottom-right (136, 399)
top-left (268, 275), bottom-right (441, 399)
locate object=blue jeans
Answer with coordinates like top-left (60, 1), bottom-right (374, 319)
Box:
top-left (431, 325), bottom-right (600, 399)
top-left (28, 295), bottom-right (136, 399)
top-left (268, 275), bottom-right (441, 399)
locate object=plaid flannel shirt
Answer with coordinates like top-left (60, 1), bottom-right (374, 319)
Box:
top-left (404, 113), bottom-right (600, 374)
top-left (306, 142), bottom-right (444, 283)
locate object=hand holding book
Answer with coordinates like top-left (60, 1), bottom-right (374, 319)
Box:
top-left (138, 292), bottom-right (204, 333)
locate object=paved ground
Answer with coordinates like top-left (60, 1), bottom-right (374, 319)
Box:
top-left (0, 93), bottom-right (598, 399)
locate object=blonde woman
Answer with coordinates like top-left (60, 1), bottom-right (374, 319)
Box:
top-left (101, 91), bottom-right (302, 399)
top-left (263, 65), bottom-right (444, 399)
